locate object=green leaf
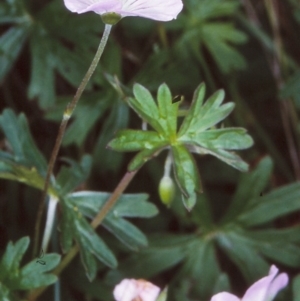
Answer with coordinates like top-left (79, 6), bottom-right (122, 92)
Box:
top-left (280, 71), bottom-right (300, 109)
top-left (201, 23), bottom-right (247, 73)
top-left (157, 83), bottom-right (180, 138)
top-left (109, 83), bottom-right (252, 209)
top-left (188, 145), bottom-right (250, 172)
top-left (178, 83), bottom-right (206, 136)
top-left (105, 234), bottom-right (188, 279)
top-left (238, 182), bottom-right (300, 226)
top-left (0, 25), bottom-right (30, 82)
top-left (128, 84), bottom-right (162, 133)
top-left (181, 239), bottom-right (221, 299)
top-left (108, 130), bottom-right (167, 152)
top-left (217, 230), bottom-right (269, 282)
top-left (172, 144), bottom-right (202, 210)
top-left (0, 237), bottom-right (29, 281)
top-left (15, 254), bottom-right (61, 289)
top-left (56, 155), bottom-right (92, 195)
top-left (0, 109), bottom-right (48, 176)
top-left (293, 274), bottom-right (300, 301)
top-left (179, 89), bottom-right (233, 135)
top-left (74, 217), bottom-right (117, 279)
top-left (103, 217), bottom-right (148, 251)
top-left (28, 28), bottom-right (56, 109)
top-left (0, 237), bottom-right (60, 291)
top-left (127, 146), bottom-right (166, 171)
top-left (181, 128), bottom-right (253, 150)
top-left (93, 98), bottom-right (129, 172)
top-left (68, 191), bottom-right (158, 251)
top-left (221, 157), bottom-right (273, 224)
top-left (0, 160), bottom-right (57, 196)
top-left (60, 196), bottom-right (117, 280)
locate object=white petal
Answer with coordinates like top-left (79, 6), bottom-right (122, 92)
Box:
top-left (120, 0), bottom-right (183, 21)
top-left (113, 279), bottom-right (139, 301)
top-left (137, 281), bottom-right (160, 301)
top-left (211, 292), bottom-right (240, 301)
top-left (64, 0), bottom-right (120, 14)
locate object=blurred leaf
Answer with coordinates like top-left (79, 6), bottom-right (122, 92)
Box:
top-left (0, 237), bottom-right (60, 291)
top-left (217, 230), bottom-right (269, 282)
top-left (0, 25), bottom-right (31, 82)
top-left (0, 160), bottom-right (57, 197)
top-left (280, 70), bottom-right (300, 108)
top-left (179, 0), bottom-right (247, 74)
top-left (238, 182), bottom-right (300, 226)
top-left (68, 191), bottom-right (158, 251)
top-left (28, 28), bottom-right (56, 109)
top-left (93, 98), bottom-right (129, 172)
top-left (60, 196), bottom-right (117, 280)
top-left (293, 274), bottom-right (300, 301)
top-left (56, 155), bottom-right (92, 195)
top-left (0, 109), bottom-right (47, 175)
top-left (221, 156), bottom-right (273, 224)
top-left (201, 23), bottom-right (247, 73)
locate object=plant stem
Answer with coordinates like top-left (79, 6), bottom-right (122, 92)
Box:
top-left (27, 169), bottom-right (138, 301)
top-left (33, 24), bottom-right (113, 257)
top-left (41, 196), bottom-right (58, 252)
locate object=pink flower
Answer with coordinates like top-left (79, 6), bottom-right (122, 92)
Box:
top-left (63, 0), bottom-right (183, 21)
top-left (211, 265), bottom-right (288, 301)
top-left (113, 278), bottom-right (160, 301)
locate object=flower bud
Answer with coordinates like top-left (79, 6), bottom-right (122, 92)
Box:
top-left (159, 176), bottom-right (175, 207)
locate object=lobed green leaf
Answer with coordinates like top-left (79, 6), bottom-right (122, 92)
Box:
top-left (172, 144), bottom-right (202, 210)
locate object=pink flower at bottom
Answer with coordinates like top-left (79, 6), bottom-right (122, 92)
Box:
top-left (211, 265), bottom-right (288, 301)
top-left (63, 0), bottom-right (183, 22)
top-left (113, 279), bottom-right (161, 301)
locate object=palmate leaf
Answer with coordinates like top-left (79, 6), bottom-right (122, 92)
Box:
top-left (68, 191), bottom-right (158, 251)
top-left (0, 237), bottom-right (60, 293)
top-left (179, 0), bottom-right (247, 74)
top-left (109, 82), bottom-right (253, 210)
top-left (60, 196), bottom-right (117, 281)
top-left (60, 191), bottom-right (158, 280)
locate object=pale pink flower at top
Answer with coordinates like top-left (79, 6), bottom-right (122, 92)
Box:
top-left (63, 0), bottom-right (183, 22)
top-left (211, 265), bottom-right (288, 301)
top-left (113, 278), bottom-right (161, 301)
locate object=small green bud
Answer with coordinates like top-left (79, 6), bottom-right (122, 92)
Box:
top-left (159, 176), bottom-right (175, 207)
top-left (101, 12), bottom-right (122, 25)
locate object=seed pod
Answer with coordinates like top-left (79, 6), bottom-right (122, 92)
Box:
top-left (159, 176), bottom-right (175, 207)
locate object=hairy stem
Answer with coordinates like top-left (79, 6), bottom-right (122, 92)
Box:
top-left (33, 24), bottom-right (113, 257)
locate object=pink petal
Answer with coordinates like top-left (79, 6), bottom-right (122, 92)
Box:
top-left (119, 0), bottom-right (183, 21)
top-left (137, 281), bottom-right (160, 301)
top-left (113, 279), bottom-right (139, 301)
top-left (211, 292), bottom-right (240, 301)
top-left (242, 266), bottom-right (279, 301)
top-left (266, 273), bottom-right (289, 301)
top-left (63, 0), bottom-right (183, 21)
top-left (63, 0), bottom-right (120, 14)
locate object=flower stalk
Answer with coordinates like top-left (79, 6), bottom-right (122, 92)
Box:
top-left (33, 23), bottom-right (113, 257)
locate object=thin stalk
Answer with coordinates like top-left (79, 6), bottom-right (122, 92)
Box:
top-left (41, 196), bottom-right (58, 253)
top-left (27, 169), bottom-right (138, 301)
top-left (33, 24), bottom-right (113, 257)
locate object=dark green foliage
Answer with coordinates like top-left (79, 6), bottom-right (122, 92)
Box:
top-left (0, 237), bottom-right (60, 296)
top-left (1, 0), bottom-right (300, 300)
